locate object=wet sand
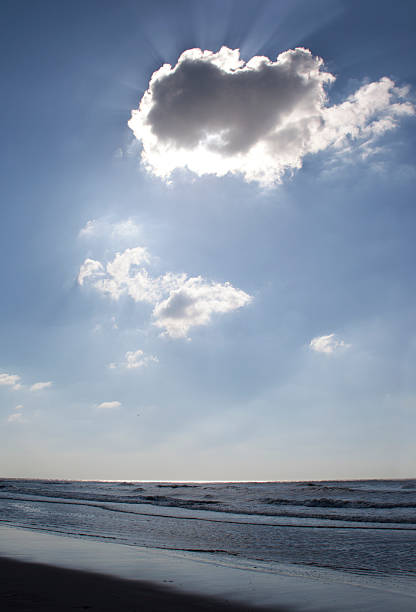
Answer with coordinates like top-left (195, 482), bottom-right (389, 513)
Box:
top-left (0, 556), bottom-right (283, 611)
top-left (1, 526), bottom-right (415, 612)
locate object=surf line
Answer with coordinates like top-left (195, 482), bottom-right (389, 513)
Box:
top-left (1, 495), bottom-right (416, 531)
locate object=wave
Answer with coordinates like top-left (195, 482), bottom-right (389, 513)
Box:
top-left (1, 480), bottom-right (415, 523)
top-left (298, 483), bottom-right (357, 492)
top-left (139, 495), bottom-right (220, 508)
top-left (2, 494), bottom-right (416, 529)
top-left (156, 484), bottom-right (199, 488)
top-left (264, 497), bottom-right (416, 509)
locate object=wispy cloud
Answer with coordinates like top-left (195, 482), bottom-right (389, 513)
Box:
top-left (79, 218), bottom-right (141, 240)
top-left (96, 401), bottom-right (121, 410)
top-left (7, 412), bottom-right (25, 423)
top-left (0, 372), bottom-right (21, 390)
top-left (129, 46), bottom-right (414, 186)
top-left (309, 333), bottom-right (350, 354)
top-left (30, 381), bottom-right (53, 391)
top-left (78, 219), bottom-right (97, 238)
top-left (79, 247), bottom-right (252, 338)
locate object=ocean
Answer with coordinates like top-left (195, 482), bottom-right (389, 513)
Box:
top-left (1, 478), bottom-right (415, 604)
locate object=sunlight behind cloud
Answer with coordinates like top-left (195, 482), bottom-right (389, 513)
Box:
top-left (128, 46), bottom-right (414, 186)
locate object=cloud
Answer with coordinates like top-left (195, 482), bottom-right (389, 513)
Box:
top-left (112, 219), bottom-right (141, 238)
top-left (30, 381), bottom-right (52, 391)
top-left (112, 348), bottom-right (159, 370)
top-left (78, 258), bottom-right (104, 286)
top-left (108, 348), bottom-right (158, 370)
top-left (7, 412), bottom-right (25, 423)
top-left (78, 219), bottom-right (98, 237)
top-left (0, 372), bottom-right (21, 390)
top-left (79, 247), bottom-right (252, 338)
top-left (96, 401), bottom-right (121, 410)
top-left (128, 46), bottom-right (414, 186)
top-left (79, 218), bottom-right (140, 240)
top-left (309, 333), bottom-right (350, 354)
top-left (152, 278), bottom-right (251, 338)
top-left (14, 404), bottom-right (24, 410)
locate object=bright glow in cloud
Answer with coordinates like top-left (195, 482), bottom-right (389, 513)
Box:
top-left (96, 401), bottom-right (121, 410)
top-left (309, 333), bottom-right (350, 354)
top-left (128, 46), bottom-right (414, 186)
top-left (30, 381), bottom-right (52, 391)
top-left (0, 373), bottom-right (21, 389)
top-left (79, 247), bottom-right (252, 338)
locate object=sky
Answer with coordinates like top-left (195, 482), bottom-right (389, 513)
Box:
top-left (1, 0), bottom-right (415, 480)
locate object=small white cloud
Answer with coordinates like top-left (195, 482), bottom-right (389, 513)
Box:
top-left (309, 333), bottom-right (350, 354)
top-left (7, 412), bottom-right (25, 423)
top-left (79, 247), bottom-right (252, 338)
top-left (108, 348), bottom-right (158, 370)
top-left (30, 381), bottom-right (52, 391)
top-left (125, 349), bottom-right (159, 369)
top-left (0, 372), bottom-right (21, 389)
top-left (96, 400), bottom-right (121, 410)
top-left (14, 404), bottom-right (24, 410)
top-left (129, 46), bottom-right (414, 186)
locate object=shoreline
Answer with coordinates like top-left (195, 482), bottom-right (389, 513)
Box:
top-left (1, 525), bottom-right (415, 611)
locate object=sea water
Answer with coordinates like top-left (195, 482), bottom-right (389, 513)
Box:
top-left (0, 478), bottom-right (415, 604)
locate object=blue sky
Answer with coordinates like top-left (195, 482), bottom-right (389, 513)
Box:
top-left (1, 0), bottom-right (415, 480)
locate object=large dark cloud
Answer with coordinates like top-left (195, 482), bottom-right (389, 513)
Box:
top-left (146, 48), bottom-right (324, 155)
top-left (128, 47), bottom-right (414, 186)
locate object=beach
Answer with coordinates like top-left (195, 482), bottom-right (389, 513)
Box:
top-left (1, 524), bottom-right (416, 612)
top-left (1, 479), bottom-right (415, 611)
